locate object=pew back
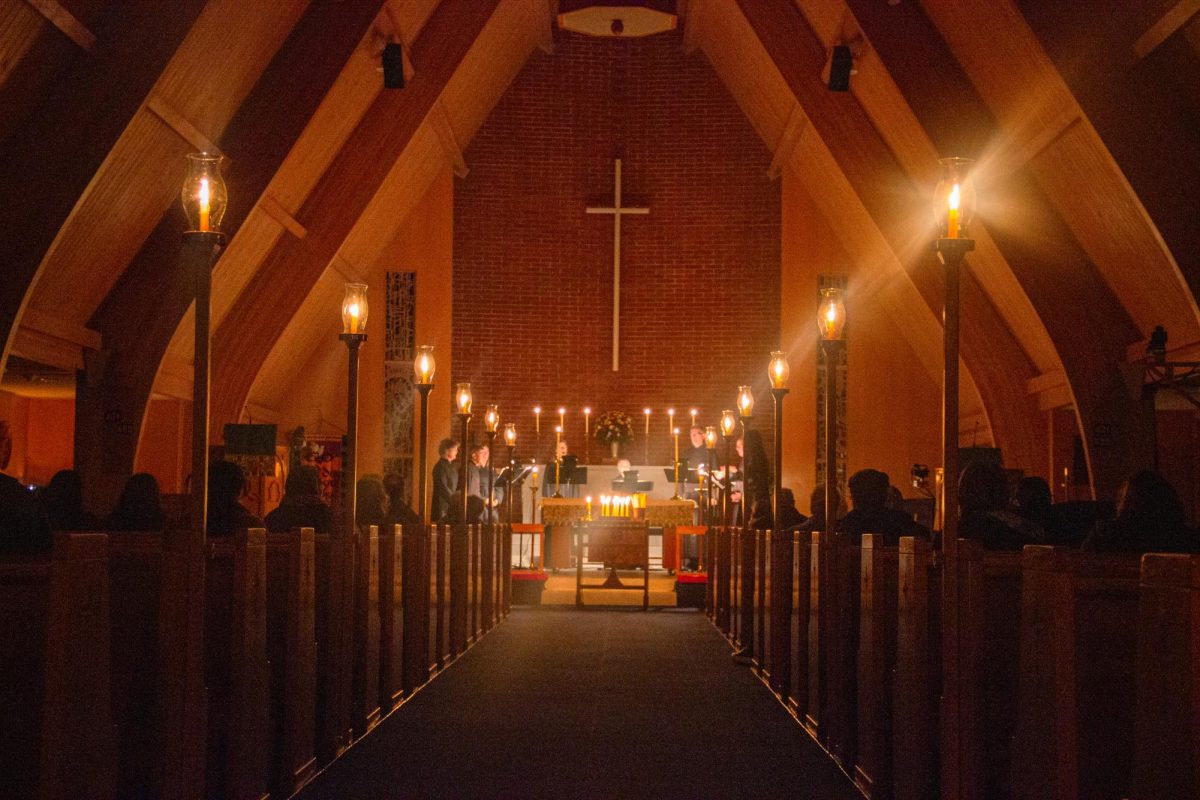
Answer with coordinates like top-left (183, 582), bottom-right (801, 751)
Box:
top-left (265, 528), bottom-right (317, 795)
top-left (1135, 553), bottom-right (1200, 799)
top-left (0, 533), bottom-right (116, 800)
top-left (1012, 546), bottom-right (1142, 800)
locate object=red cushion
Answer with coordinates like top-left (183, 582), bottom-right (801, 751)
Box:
top-left (675, 573), bottom-right (708, 584)
top-left (511, 570), bottom-right (548, 581)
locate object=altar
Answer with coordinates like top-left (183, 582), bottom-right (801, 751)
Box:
top-left (538, 496), bottom-right (695, 570)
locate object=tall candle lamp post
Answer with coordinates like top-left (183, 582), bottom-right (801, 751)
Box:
top-left (413, 345), bottom-right (436, 522)
top-left (933, 157), bottom-right (976, 798)
top-left (737, 385), bottom-right (755, 525)
top-left (768, 352), bottom-right (790, 522)
top-left (503, 423), bottom-right (517, 526)
top-left (817, 288), bottom-right (847, 536)
top-left (720, 409), bottom-right (737, 528)
top-left (174, 152), bottom-right (226, 796)
top-left (340, 283), bottom-right (369, 543)
top-left (484, 405), bottom-right (500, 521)
top-left (455, 384), bottom-right (473, 523)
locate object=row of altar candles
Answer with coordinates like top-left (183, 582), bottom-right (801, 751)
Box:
top-left (533, 407), bottom-right (700, 437)
top-left (597, 493), bottom-right (646, 518)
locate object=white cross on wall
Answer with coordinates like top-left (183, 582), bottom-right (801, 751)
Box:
top-left (587, 158), bottom-right (649, 371)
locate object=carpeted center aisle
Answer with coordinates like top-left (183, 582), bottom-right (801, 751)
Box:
top-left (297, 608), bottom-right (858, 799)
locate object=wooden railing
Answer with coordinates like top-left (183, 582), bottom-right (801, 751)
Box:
top-left (0, 521), bottom-right (512, 799)
top-left (706, 524), bottom-right (1199, 800)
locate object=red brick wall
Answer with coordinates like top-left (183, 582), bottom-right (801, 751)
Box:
top-left (453, 30), bottom-right (780, 465)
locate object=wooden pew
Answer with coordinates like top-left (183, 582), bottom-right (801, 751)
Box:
top-left (352, 525), bottom-right (381, 736)
top-left (806, 531), bottom-right (825, 737)
top-left (432, 525), bottom-right (451, 670)
top-left (855, 536), bottom-right (899, 800)
top-left (716, 526), bottom-right (732, 632)
top-left (501, 524), bottom-right (513, 617)
top-left (379, 524), bottom-right (405, 712)
top-left (204, 528), bottom-right (269, 800)
top-left (0, 532), bottom-right (116, 800)
top-left (1134, 553), bottom-right (1200, 799)
top-left (826, 533), bottom-right (861, 769)
top-left (314, 531), bottom-right (354, 763)
top-left (108, 531), bottom-right (168, 799)
top-left (481, 523), bottom-right (495, 632)
top-left (785, 530), bottom-right (811, 715)
top-left (264, 528), bottom-right (317, 796)
top-left (956, 541), bottom-right (1021, 800)
top-left (1011, 546), bottom-right (1141, 800)
top-left (754, 528), bottom-right (771, 675)
top-left (893, 536), bottom-right (939, 800)
top-left (401, 523), bottom-right (430, 693)
top-left (740, 526), bottom-right (757, 657)
top-left (770, 528), bottom-right (795, 697)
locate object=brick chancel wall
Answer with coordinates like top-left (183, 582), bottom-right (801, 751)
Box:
top-left (454, 30), bottom-right (780, 464)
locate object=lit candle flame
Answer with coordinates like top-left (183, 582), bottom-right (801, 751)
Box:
top-left (198, 178), bottom-right (211, 232)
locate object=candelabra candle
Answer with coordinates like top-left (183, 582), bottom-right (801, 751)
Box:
top-left (558, 406), bottom-right (565, 430)
top-left (643, 408), bottom-right (651, 463)
top-left (583, 406), bottom-right (591, 463)
top-left (667, 408), bottom-right (675, 440)
top-left (672, 426), bottom-right (682, 500)
top-left (690, 408), bottom-right (697, 428)
top-left (534, 406), bottom-right (541, 434)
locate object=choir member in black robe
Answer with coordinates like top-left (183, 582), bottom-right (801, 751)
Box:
top-left (430, 438), bottom-right (460, 523)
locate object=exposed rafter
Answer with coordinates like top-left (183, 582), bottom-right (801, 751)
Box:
top-left (24, 0), bottom-right (95, 51)
top-left (209, 0), bottom-right (503, 430)
top-left (732, 0), bottom-right (1044, 473)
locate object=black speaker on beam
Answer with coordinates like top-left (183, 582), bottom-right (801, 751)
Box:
top-left (828, 45), bottom-right (852, 92)
top-left (383, 42), bottom-right (404, 89)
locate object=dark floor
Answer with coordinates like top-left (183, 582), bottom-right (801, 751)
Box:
top-left (297, 608), bottom-right (858, 799)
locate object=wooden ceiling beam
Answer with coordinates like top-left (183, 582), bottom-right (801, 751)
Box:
top-left (733, 0), bottom-right (1045, 475)
top-left (73, 0), bottom-right (388, 508)
top-left (144, 94), bottom-right (223, 156)
top-left (921, 0), bottom-right (1200, 345)
top-left (767, 103), bottom-right (806, 180)
top-left (0, 0), bottom-right (206, 378)
top-left (842, 0), bottom-right (1158, 498)
top-left (1132, 0), bottom-right (1200, 62)
top-left (23, 0), bottom-right (95, 51)
top-left (209, 0), bottom-right (503, 431)
top-left (431, 99), bottom-right (469, 178)
top-left (258, 194), bottom-right (308, 240)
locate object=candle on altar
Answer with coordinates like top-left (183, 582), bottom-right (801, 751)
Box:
top-left (198, 178), bottom-right (211, 232)
top-left (586, 495), bottom-right (593, 520)
top-left (531, 466), bottom-right (540, 491)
